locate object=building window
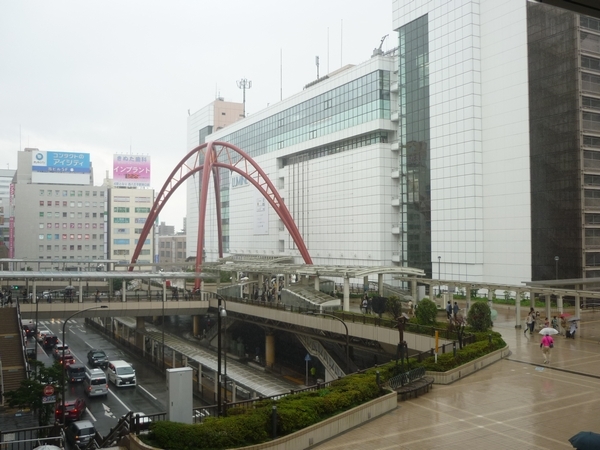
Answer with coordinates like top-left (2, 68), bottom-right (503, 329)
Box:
top-left (40, 190), bottom-right (44, 196)
top-left (39, 201), bottom-right (44, 206)
top-left (114, 207), bottom-right (130, 213)
top-left (62, 234), bottom-right (67, 240)
top-left (70, 190), bottom-right (75, 197)
top-left (46, 234), bottom-right (52, 240)
top-left (47, 201), bottom-right (52, 206)
top-left (39, 223), bottom-right (44, 229)
top-left (113, 239), bottom-right (130, 245)
top-left (70, 234), bottom-right (75, 239)
top-left (70, 245), bottom-right (74, 251)
top-left (39, 234), bottom-right (44, 240)
top-left (63, 201), bottom-right (67, 207)
top-left (77, 234), bottom-right (82, 239)
top-left (77, 245), bottom-right (82, 250)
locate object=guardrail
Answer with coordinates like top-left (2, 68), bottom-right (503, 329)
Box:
top-left (387, 367), bottom-right (426, 389)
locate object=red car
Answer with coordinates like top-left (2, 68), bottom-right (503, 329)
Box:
top-left (57, 354), bottom-right (76, 367)
top-left (55, 398), bottom-right (86, 422)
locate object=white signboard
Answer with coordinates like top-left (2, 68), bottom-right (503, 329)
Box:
top-left (254, 190), bottom-right (268, 235)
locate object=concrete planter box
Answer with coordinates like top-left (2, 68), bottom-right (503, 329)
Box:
top-left (128, 391), bottom-right (398, 450)
top-left (425, 345), bottom-right (510, 385)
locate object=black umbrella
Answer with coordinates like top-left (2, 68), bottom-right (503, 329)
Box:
top-left (569, 431), bottom-right (600, 449)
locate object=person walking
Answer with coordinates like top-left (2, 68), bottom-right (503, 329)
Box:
top-left (361, 296), bottom-right (368, 314)
top-left (568, 320), bottom-right (578, 339)
top-left (446, 301), bottom-right (452, 320)
top-left (95, 290), bottom-right (101, 303)
top-left (551, 316), bottom-right (559, 333)
top-left (453, 302), bottom-right (459, 319)
top-left (540, 333), bottom-right (554, 364)
top-left (525, 310), bottom-right (534, 336)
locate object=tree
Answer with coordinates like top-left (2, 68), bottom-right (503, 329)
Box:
top-left (386, 296), bottom-right (403, 320)
top-left (448, 313), bottom-right (467, 349)
top-left (414, 298), bottom-right (437, 325)
top-left (112, 278), bottom-right (123, 292)
top-left (4, 360), bottom-right (63, 426)
top-left (467, 302), bottom-right (493, 332)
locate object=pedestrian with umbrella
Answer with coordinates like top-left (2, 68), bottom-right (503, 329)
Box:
top-left (568, 317), bottom-right (580, 339)
top-left (569, 430), bottom-right (600, 449)
top-left (539, 328), bottom-right (557, 364)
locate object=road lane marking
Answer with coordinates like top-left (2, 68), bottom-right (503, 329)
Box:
top-left (138, 385), bottom-right (157, 400)
top-left (108, 388), bottom-right (131, 411)
top-left (86, 408), bottom-right (97, 422)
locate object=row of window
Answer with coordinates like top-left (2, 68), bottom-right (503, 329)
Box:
top-left (113, 239), bottom-right (150, 245)
top-left (113, 196), bottom-right (152, 203)
top-left (159, 251), bottom-right (185, 258)
top-left (114, 228), bottom-right (144, 234)
top-left (113, 218), bottom-right (146, 224)
top-left (39, 200), bottom-right (104, 208)
top-left (39, 189), bottom-right (104, 197)
top-left (158, 241), bottom-right (186, 248)
top-left (39, 211), bottom-right (102, 219)
top-left (112, 249), bottom-right (151, 255)
top-left (39, 244), bottom-right (102, 252)
top-left (38, 233), bottom-right (100, 240)
top-left (39, 223), bottom-right (98, 229)
top-left (113, 207), bottom-right (151, 213)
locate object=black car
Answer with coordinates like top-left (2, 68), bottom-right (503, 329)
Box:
top-left (42, 335), bottom-right (59, 349)
top-left (87, 349), bottom-right (108, 368)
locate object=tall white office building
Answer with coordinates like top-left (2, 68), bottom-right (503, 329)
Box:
top-left (186, 0), bottom-right (600, 286)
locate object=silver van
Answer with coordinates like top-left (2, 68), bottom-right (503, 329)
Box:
top-left (83, 368), bottom-right (108, 397)
top-left (107, 360), bottom-right (136, 387)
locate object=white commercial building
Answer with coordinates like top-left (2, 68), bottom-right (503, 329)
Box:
top-left (186, 1), bottom-right (600, 286)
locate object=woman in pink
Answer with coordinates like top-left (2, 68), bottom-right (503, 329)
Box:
top-left (540, 333), bottom-right (554, 364)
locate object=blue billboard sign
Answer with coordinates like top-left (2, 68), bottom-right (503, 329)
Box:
top-left (32, 151), bottom-right (91, 173)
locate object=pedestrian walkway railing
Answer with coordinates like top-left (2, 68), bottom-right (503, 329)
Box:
top-left (218, 294), bottom-right (475, 344)
top-left (0, 424), bottom-right (63, 450)
top-left (387, 367), bottom-right (426, 389)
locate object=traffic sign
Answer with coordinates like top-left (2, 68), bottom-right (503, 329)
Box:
top-left (305, 354), bottom-right (311, 362)
top-left (42, 395), bottom-right (56, 404)
top-left (43, 385), bottom-right (54, 396)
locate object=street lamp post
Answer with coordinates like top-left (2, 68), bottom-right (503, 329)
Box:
top-left (61, 305), bottom-right (107, 425)
top-left (216, 296), bottom-right (227, 417)
top-left (555, 256), bottom-right (559, 280)
top-left (305, 312), bottom-right (350, 375)
top-left (437, 256), bottom-right (441, 297)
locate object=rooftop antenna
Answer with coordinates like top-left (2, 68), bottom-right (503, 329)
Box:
top-left (340, 19), bottom-right (343, 67)
top-left (316, 56), bottom-right (320, 79)
top-left (236, 78), bottom-right (252, 118)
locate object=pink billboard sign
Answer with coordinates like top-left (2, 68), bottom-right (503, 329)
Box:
top-left (113, 155), bottom-right (151, 187)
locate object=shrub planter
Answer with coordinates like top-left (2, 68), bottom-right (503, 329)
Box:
top-left (128, 391), bottom-right (397, 450)
top-left (425, 345), bottom-right (510, 385)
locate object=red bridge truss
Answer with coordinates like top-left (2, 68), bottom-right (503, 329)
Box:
top-left (129, 141), bottom-right (313, 287)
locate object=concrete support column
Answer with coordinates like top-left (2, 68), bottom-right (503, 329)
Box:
top-left (515, 291), bottom-right (521, 329)
top-left (214, 369), bottom-right (218, 403)
top-left (411, 279), bottom-right (417, 303)
top-left (343, 277), bottom-right (350, 311)
top-left (151, 340), bottom-right (155, 363)
top-left (163, 281), bottom-right (167, 303)
top-left (314, 276), bottom-right (319, 291)
top-left (530, 291), bottom-right (536, 310)
top-left (182, 356), bottom-right (187, 368)
top-left (231, 381), bottom-right (236, 403)
top-left (193, 315), bottom-right (201, 337)
top-left (33, 282), bottom-right (37, 304)
top-left (78, 280), bottom-right (83, 303)
top-left (135, 317), bottom-right (145, 349)
top-left (545, 295), bottom-right (551, 322)
top-left (172, 350), bottom-right (176, 368)
top-left (122, 279), bottom-right (126, 302)
top-left (575, 294), bottom-right (581, 319)
top-left (265, 333), bottom-right (275, 368)
top-left (378, 274), bottom-right (384, 296)
top-left (465, 287), bottom-right (471, 313)
top-left (557, 295), bottom-right (563, 315)
top-left (363, 276), bottom-right (369, 293)
top-left (198, 365), bottom-right (203, 394)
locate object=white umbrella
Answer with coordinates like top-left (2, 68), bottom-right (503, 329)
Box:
top-left (567, 316), bottom-right (581, 322)
top-left (33, 445), bottom-right (62, 450)
top-left (539, 327), bottom-right (559, 335)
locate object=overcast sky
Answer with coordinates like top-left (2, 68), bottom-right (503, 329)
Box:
top-left (0, 1), bottom-right (393, 231)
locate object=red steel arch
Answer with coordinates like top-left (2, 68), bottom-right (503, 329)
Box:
top-left (129, 141), bottom-right (313, 285)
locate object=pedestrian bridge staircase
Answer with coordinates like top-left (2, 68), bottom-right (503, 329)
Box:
top-left (0, 306), bottom-right (28, 405)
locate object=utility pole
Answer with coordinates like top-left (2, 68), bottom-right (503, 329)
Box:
top-left (237, 78), bottom-right (252, 118)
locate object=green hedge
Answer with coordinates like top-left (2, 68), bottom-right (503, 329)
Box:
top-left (143, 372), bottom-right (385, 450)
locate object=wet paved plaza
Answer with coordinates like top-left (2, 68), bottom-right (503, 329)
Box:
top-left (315, 305), bottom-right (600, 449)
